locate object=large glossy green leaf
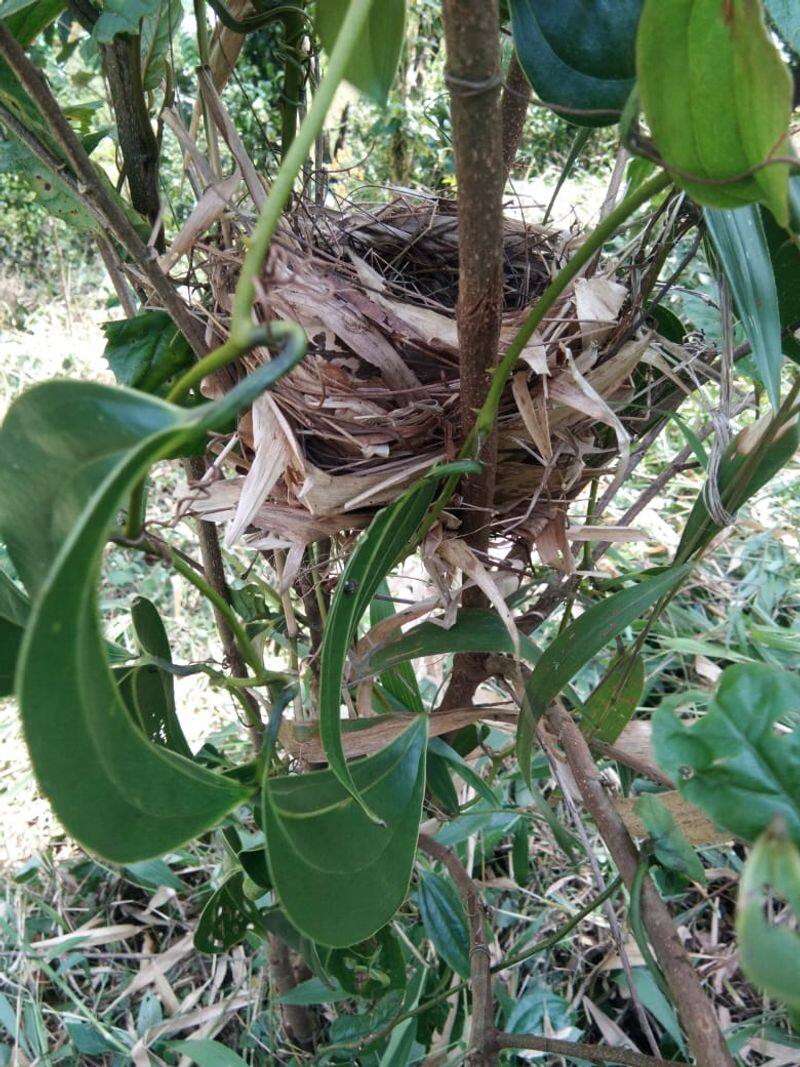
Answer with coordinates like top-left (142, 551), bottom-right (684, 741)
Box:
top-left (0, 349), bottom-right (304, 862)
top-left (315, 0), bottom-right (406, 106)
top-left (417, 869), bottom-right (470, 978)
top-left (737, 824), bottom-right (800, 1013)
top-left (705, 206), bottom-right (783, 409)
top-left (510, 0), bottom-right (642, 127)
top-left (518, 565), bottom-right (691, 781)
top-left (653, 663), bottom-right (800, 845)
top-left (0, 570), bottom-right (27, 698)
top-left (581, 651), bottom-right (644, 743)
top-left (103, 311), bottom-right (194, 395)
top-left (319, 481), bottom-right (434, 816)
top-left (262, 716), bottom-right (427, 947)
top-left (637, 0), bottom-right (793, 223)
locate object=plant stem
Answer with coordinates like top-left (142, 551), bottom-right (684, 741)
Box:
top-left (492, 1031), bottom-right (686, 1067)
top-left (230, 0), bottom-right (376, 339)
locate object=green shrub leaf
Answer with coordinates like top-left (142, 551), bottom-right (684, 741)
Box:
top-left (128, 597), bottom-right (191, 756)
top-left (262, 716), bottom-right (427, 947)
top-left (194, 872), bottom-right (262, 953)
top-left (637, 0), bottom-right (793, 223)
top-left (654, 663), bottom-right (800, 845)
top-left (417, 869), bottom-right (470, 978)
top-left (705, 206), bottom-right (783, 409)
top-left (0, 570), bottom-right (27, 698)
top-left (581, 652), bottom-right (645, 743)
top-left (634, 794), bottom-right (706, 883)
top-left (103, 311), bottom-right (194, 394)
top-left (510, 0), bottom-right (642, 127)
top-left (315, 0), bottom-right (406, 106)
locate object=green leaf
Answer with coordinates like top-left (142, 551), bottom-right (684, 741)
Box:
top-left (0, 348), bottom-right (305, 862)
top-left (124, 858), bottom-right (185, 891)
top-left (141, 0), bottom-right (178, 91)
top-left (0, 140), bottom-right (97, 231)
top-left (369, 581), bottom-right (423, 713)
top-left (262, 717), bottom-right (427, 947)
top-left (319, 481), bottom-right (434, 816)
top-left (705, 206), bottom-right (783, 409)
top-left (737, 823), bottom-right (800, 1011)
top-left (378, 967), bottom-right (427, 1067)
top-left (581, 652), bottom-right (645, 743)
top-left (634, 794), bottom-right (706, 883)
top-left (654, 663), bottom-right (800, 845)
top-left (761, 175), bottom-right (800, 363)
top-left (315, 0), bottom-right (406, 106)
top-left (417, 869), bottom-right (470, 978)
top-left (0, 570), bottom-right (27, 698)
top-left (518, 565), bottom-right (691, 782)
top-left (509, 0), bottom-right (642, 127)
top-left (129, 597), bottom-right (191, 756)
top-left (93, 0), bottom-right (161, 44)
top-left (168, 1040), bottom-right (250, 1067)
top-left (675, 412), bottom-right (800, 562)
top-left (278, 977), bottom-right (349, 1005)
top-left (512, 824), bottom-right (529, 886)
top-left (637, 0), bottom-right (793, 223)
top-left (766, 0), bottom-right (800, 53)
top-left (103, 311), bottom-right (194, 394)
top-left (194, 872), bottom-right (261, 953)
top-left (0, 0), bottom-right (63, 45)
top-left (427, 736), bottom-right (497, 808)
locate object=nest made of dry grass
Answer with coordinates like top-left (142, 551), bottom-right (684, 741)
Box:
top-left (176, 190), bottom-right (689, 573)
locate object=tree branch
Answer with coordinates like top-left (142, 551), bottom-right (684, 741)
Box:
top-left (501, 50), bottom-right (530, 176)
top-left (419, 833), bottom-right (496, 1066)
top-left (492, 1031), bottom-right (687, 1067)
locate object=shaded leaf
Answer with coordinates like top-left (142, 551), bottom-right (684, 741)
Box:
top-left (168, 1040), bottom-right (250, 1067)
top-left (262, 717), bottom-right (427, 947)
top-left (510, 0), bottom-right (641, 127)
top-left (581, 652), bottom-right (645, 743)
top-left (512, 824), bottom-right (529, 886)
top-left (141, 0), bottom-right (178, 91)
top-left (705, 206), bottom-right (783, 409)
top-left (653, 663), bottom-right (800, 845)
top-left (129, 596), bottom-right (190, 756)
top-left (761, 174), bottom-right (800, 362)
top-left (417, 869), bottom-right (470, 978)
top-left (634, 794), bottom-right (706, 883)
top-left (637, 0), bottom-right (793, 222)
top-left (737, 823), bottom-right (800, 1012)
top-left (194, 872), bottom-right (261, 953)
top-left (315, 0), bottom-right (406, 105)
top-left (0, 570), bottom-right (27, 698)
top-left (103, 311), bottom-right (194, 394)
top-left (93, 0), bottom-right (160, 44)
top-left (378, 967), bottom-right (427, 1067)
top-left (369, 580), bottom-right (423, 713)
top-left (278, 978), bottom-right (349, 1005)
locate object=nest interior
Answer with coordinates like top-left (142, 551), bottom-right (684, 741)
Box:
top-left (186, 193), bottom-right (672, 570)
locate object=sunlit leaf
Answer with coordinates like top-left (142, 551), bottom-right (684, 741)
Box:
top-left (637, 0), bottom-right (792, 223)
top-left (263, 717), bottom-right (427, 947)
top-left (705, 206), bottom-right (783, 409)
top-left (315, 0), bottom-right (406, 106)
top-left (510, 0), bottom-right (642, 127)
top-left (737, 823), bottom-right (800, 1012)
top-left (653, 663), bottom-right (800, 845)
top-left (103, 311), bottom-right (194, 395)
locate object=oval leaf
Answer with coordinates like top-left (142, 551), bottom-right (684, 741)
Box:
top-left (637, 0), bottom-right (793, 222)
top-left (510, 0), bottom-right (642, 127)
top-left (262, 716), bottom-right (428, 947)
top-left (315, 0), bottom-right (406, 106)
top-left (417, 869), bottom-right (470, 978)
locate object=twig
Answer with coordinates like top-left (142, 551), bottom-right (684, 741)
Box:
top-left (492, 1031), bottom-right (688, 1067)
top-left (418, 833), bottom-right (495, 1066)
top-left (547, 701), bottom-right (735, 1067)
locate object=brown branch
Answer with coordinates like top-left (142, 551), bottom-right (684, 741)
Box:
top-left (501, 50), bottom-right (530, 176)
top-left (267, 934), bottom-right (315, 1050)
top-left (492, 1030), bottom-right (687, 1067)
top-left (418, 834), bottom-right (496, 1066)
top-left (547, 702), bottom-right (735, 1067)
top-left (0, 22), bottom-right (207, 358)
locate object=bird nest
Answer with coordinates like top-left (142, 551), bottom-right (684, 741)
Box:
top-left (183, 193), bottom-right (671, 576)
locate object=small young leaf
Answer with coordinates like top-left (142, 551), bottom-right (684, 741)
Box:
top-left (518, 565), bottom-right (690, 782)
top-left (654, 663), bottom-right (800, 845)
top-left (637, 0), bottom-right (793, 223)
top-left (705, 206), bottom-right (783, 409)
top-left (315, 0), bottom-right (406, 106)
top-left (103, 311), bottom-right (194, 394)
top-left (510, 0), bottom-right (642, 127)
top-left (737, 823), bottom-right (800, 1012)
top-left (417, 869), bottom-right (470, 978)
top-left (262, 717), bottom-right (427, 947)
top-left (634, 794), bottom-right (706, 883)
top-left (581, 652), bottom-right (645, 743)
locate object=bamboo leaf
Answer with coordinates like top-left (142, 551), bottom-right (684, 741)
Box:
top-left (0, 349), bottom-right (304, 862)
top-left (653, 663), bottom-right (800, 845)
top-left (509, 0), bottom-right (642, 127)
top-left (315, 0), bottom-right (406, 106)
top-left (262, 717), bottom-right (427, 947)
top-left (705, 206), bottom-right (783, 409)
top-left (517, 565), bottom-right (691, 782)
top-left (318, 482), bottom-right (434, 817)
top-left (637, 0), bottom-right (793, 223)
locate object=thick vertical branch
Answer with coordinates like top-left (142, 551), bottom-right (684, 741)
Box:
top-left (442, 0), bottom-right (504, 554)
top-left (268, 935), bottom-right (315, 1049)
top-left (548, 702), bottom-right (735, 1067)
top-left (501, 51), bottom-right (530, 176)
top-left (419, 834), bottom-right (496, 1066)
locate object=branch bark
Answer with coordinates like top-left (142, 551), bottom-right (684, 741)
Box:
top-left (501, 51), bottom-right (530, 176)
top-left (547, 702), bottom-right (735, 1067)
top-left (419, 834), bottom-right (496, 1066)
top-left (492, 1031), bottom-right (686, 1067)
